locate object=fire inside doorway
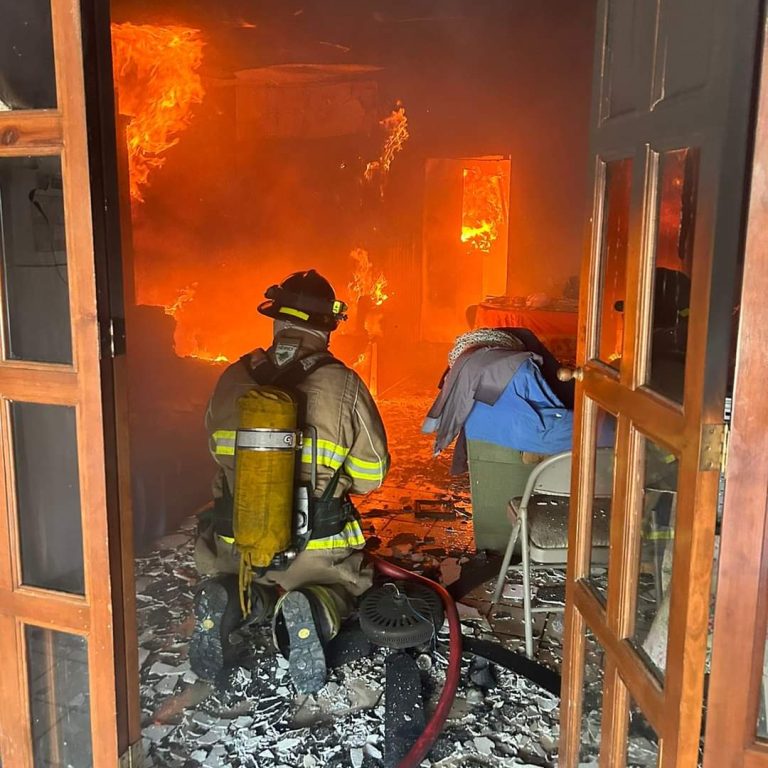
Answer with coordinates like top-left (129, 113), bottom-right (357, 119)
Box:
top-left (102, 1), bottom-right (650, 766)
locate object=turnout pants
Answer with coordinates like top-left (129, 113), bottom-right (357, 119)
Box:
top-left (194, 522), bottom-right (372, 617)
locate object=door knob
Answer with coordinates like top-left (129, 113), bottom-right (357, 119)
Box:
top-left (557, 366), bottom-right (584, 382)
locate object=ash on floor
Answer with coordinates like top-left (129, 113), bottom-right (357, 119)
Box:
top-left (134, 391), bottom-right (657, 767)
top-left (135, 519), bottom-right (565, 768)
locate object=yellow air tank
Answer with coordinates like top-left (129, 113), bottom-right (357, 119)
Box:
top-left (234, 386), bottom-right (298, 594)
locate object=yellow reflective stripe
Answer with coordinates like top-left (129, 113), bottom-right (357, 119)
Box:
top-left (303, 438), bottom-right (350, 457)
top-left (301, 453), bottom-right (344, 470)
top-left (213, 430), bottom-right (236, 456)
top-left (345, 454), bottom-right (386, 480)
top-left (279, 306), bottom-right (310, 321)
top-left (346, 455), bottom-right (382, 471)
top-left (346, 466), bottom-right (383, 480)
top-left (301, 438), bottom-right (349, 470)
top-left (305, 520), bottom-right (366, 550)
top-left (644, 530), bottom-right (674, 541)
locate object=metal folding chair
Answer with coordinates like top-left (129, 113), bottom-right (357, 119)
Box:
top-left (491, 449), bottom-right (614, 658)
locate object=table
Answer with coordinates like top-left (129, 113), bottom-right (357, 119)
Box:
top-left (474, 298), bottom-right (579, 364)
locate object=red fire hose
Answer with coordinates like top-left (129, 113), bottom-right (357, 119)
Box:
top-left (370, 554), bottom-right (463, 768)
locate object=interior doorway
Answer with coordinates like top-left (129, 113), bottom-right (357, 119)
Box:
top-left (2, 1), bottom-right (765, 767)
top-left (108, 2), bottom-right (598, 766)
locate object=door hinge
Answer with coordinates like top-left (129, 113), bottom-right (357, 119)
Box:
top-left (100, 317), bottom-right (126, 359)
top-left (699, 423), bottom-right (729, 472)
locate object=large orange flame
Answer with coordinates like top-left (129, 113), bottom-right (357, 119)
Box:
top-left (460, 167), bottom-right (505, 253)
top-left (111, 23), bottom-right (205, 203)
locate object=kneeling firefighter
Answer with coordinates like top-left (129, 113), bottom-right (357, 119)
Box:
top-left (191, 269), bottom-right (390, 693)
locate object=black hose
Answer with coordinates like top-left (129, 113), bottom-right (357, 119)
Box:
top-left (462, 636), bottom-right (561, 696)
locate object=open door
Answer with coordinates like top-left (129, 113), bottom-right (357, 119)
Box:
top-left (0, 1), bottom-right (136, 766)
top-left (703, 20), bottom-right (768, 768)
top-left (559, 1), bottom-right (762, 767)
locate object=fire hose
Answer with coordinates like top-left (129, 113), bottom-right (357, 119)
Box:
top-left (370, 554), bottom-right (463, 768)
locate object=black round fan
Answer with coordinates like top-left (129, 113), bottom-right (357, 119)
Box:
top-left (359, 581), bottom-right (444, 649)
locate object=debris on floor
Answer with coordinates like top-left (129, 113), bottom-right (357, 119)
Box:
top-left (134, 391), bottom-right (658, 767)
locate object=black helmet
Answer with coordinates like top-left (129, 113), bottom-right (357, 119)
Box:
top-left (258, 269), bottom-right (348, 331)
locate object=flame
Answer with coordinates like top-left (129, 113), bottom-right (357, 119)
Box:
top-left (160, 283), bottom-right (230, 362)
top-left (460, 167), bottom-right (505, 253)
top-left (349, 248), bottom-right (389, 307)
top-left (164, 284), bottom-right (197, 317)
top-left (111, 23), bottom-right (205, 203)
top-left (364, 102), bottom-right (409, 193)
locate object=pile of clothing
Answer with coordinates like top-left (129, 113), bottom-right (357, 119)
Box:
top-left (423, 327), bottom-right (575, 472)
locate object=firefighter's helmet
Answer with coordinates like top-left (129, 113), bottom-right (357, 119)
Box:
top-left (258, 269), bottom-right (348, 331)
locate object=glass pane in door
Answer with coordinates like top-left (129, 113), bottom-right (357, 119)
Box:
top-left (0, 0), bottom-right (57, 110)
top-left (12, 402), bottom-right (84, 595)
top-left (588, 407), bottom-right (617, 603)
top-left (26, 626), bottom-right (92, 768)
top-left (756, 623), bottom-right (768, 739)
top-left (581, 627), bottom-right (605, 761)
top-left (0, 156), bottom-right (72, 363)
top-left (632, 435), bottom-right (679, 682)
top-left (627, 695), bottom-right (660, 767)
top-left (595, 157), bottom-right (633, 369)
top-left (0, 156), bottom-right (73, 364)
top-left (645, 148), bottom-right (699, 402)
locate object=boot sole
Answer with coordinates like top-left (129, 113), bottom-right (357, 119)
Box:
top-left (189, 580), bottom-right (238, 680)
top-left (282, 591), bottom-right (327, 694)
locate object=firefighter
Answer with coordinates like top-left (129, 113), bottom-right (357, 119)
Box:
top-left (191, 269), bottom-right (390, 694)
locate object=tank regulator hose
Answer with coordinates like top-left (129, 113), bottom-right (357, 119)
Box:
top-left (370, 554), bottom-right (463, 768)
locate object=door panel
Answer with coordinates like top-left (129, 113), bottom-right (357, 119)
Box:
top-left (0, 0), bottom-right (124, 766)
top-left (560, 1), bottom-right (761, 767)
top-left (601, 2), bottom-right (657, 121)
top-left (703, 18), bottom-right (768, 768)
top-left (651, 0), bottom-right (715, 108)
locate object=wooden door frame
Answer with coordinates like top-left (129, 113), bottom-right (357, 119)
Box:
top-left (558, 2), bottom-right (763, 767)
top-left (0, 0), bottom-right (138, 765)
top-left (703, 13), bottom-right (768, 768)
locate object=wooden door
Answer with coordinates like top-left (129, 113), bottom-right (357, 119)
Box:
top-left (703, 17), bottom-right (768, 768)
top-left (559, 1), bottom-right (762, 767)
top-left (0, 1), bottom-right (135, 766)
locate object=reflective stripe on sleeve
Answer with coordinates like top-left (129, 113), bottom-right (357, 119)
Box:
top-left (301, 438), bottom-right (350, 470)
top-left (213, 430), bottom-right (236, 456)
top-left (345, 454), bottom-right (386, 481)
top-left (304, 519), bottom-right (366, 550)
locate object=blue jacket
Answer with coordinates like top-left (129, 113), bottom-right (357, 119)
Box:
top-left (465, 358), bottom-right (574, 454)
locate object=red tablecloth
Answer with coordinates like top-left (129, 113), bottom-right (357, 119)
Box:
top-left (474, 302), bottom-right (578, 363)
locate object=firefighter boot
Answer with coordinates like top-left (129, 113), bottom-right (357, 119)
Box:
top-left (189, 575), bottom-right (242, 681)
top-left (273, 586), bottom-right (342, 694)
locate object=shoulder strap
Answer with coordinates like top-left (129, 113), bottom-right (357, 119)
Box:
top-left (241, 350), bottom-right (340, 389)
